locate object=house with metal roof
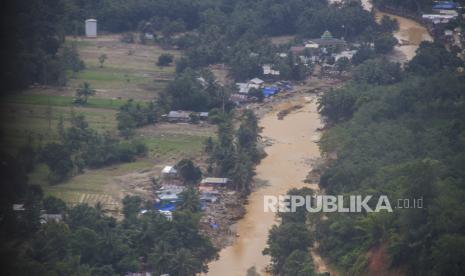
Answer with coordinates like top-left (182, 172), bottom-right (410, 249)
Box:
top-left (40, 214), bottom-right (63, 224)
top-left (236, 83), bottom-right (251, 94)
top-left (249, 78), bottom-right (264, 85)
top-left (201, 177), bottom-right (230, 186)
top-left (165, 111), bottom-right (191, 122)
top-left (161, 166), bottom-right (178, 178)
top-left (433, 1), bottom-right (459, 10)
top-left (262, 64), bottom-right (280, 76)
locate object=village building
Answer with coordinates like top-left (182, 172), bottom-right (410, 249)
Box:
top-left (12, 204), bottom-right (25, 211)
top-left (230, 93), bottom-right (250, 104)
top-left (199, 112), bottom-right (209, 120)
top-left (155, 185), bottom-right (185, 214)
top-left (125, 272), bottom-right (153, 276)
top-left (200, 187), bottom-right (220, 203)
top-left (262, 64), bottom-right (280, 77)
top-left (40, 214), bottom-right (63, 224)
top-left (201, 177), bottom-right (231, 187)
top-left (144, 33), bottom-right (154, 40)
top-left (164, 110), bottom-right (191, 122)
top-left (236, 82), bottom-right (251, 94)
top-left (248, 78), bottom-right (264, 87)
top-left (196, 77), bottom-right (208, 87)
top-left (307, 30), bottom-right (345, 51)
top-left (290, 45), bottom-right (307, 55)
top-left (432, 1), bottom-right (459, 15)
top-left (161, 165), bottom-right (178, 178)
top-left (236, 78), bottom-right (265, 95)
top-left (333, 50), bottom-right (357, 61)
top-left (422, 14), bottom-right (457, 24)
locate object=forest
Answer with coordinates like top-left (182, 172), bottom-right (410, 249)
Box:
top-left (2, 0), bottom-right (465, 275)
top-left (314, 41), bottom-right (465, 275)
top-left (3, 0), bottom-right (377, 91)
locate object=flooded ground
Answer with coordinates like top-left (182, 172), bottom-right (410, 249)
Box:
top-left (206, 97), bottom-right (322, 276)
top-left (207, 2), bottom-right (433, 275)
top-left (361, 0), bottom-right (432, 63)
top-left (376, 11), bottom-right (433, 63)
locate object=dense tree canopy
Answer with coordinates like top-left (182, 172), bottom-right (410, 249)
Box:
top-left (315, 42), bottom-right (465, 275)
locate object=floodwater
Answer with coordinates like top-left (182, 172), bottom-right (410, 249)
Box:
top-left (361, 0), bottom-right (433, 63)
top-left (376, 11), bottom-right (433, 62)
top-left (206, 2), bottom-right (433, 275)
top-left (206, 97), bottom-right (322, 276)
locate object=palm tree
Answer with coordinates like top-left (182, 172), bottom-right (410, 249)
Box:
top-left (75, 82), bottom-right (95, 104)
top-left (98, 54), bottom-right (107, 68)
top-left (178, 187), bottom-right (201, 213)
top-left (171, 248), bottom-right (199, 276)
top-left (148, 241), bottom-right (173, 275)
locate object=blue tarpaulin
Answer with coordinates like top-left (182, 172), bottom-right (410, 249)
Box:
top-left (433, 2), bottom-right (458, 9)
top-left (154, 202), bottom-right (176, 212)
top-left (262, 87), bottom-right (279, 97)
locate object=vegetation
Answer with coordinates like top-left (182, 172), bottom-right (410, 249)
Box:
top-left (160, 69), bottom-right (227, 111)
top-left (263, 188), bottom-right (316, 275)
top-left (315, 42), bottom-right (465, 275)
top-left (6, 0), bottom-right (465, 275)
top-left (116, 100), bottom-right (158, 138)
top-left (98, 54), bottom-right (108, 68)
top-left (206, 110), bottom-right (261, 195)
top-left (0, 158), bottom-right (217, 275)
top-left (74, 82), bottom-right (96, 105)
top-left (176, 159), bottom-right (202, 185)
top-left (157, 54), bottom-right (174, 66)
top-left (29, 113), bottom-right (146, 183)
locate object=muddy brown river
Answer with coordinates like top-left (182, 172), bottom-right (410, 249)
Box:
top-left (362, 0), bottom-right (433, 63)
top-left (207, 2), bottom-right (432, 275)
top-left (206, 97), bottom-right (322, 276)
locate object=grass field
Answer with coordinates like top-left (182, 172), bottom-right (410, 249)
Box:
top-left (3, 94), bottom-right (126, 109)
top-left (1, 35), bottom-right (214, 214)
top-left (28, 133), bottom-right (209, 214)
top-left (66, 34), bottom-right (179, 100)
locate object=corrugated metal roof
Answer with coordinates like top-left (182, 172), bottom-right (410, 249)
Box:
top-left (201, 177), bottom-right (230, 184)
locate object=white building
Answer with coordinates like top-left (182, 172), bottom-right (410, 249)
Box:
top-left (262, 65), bottom-right (280, 76)
top-left (85, 19), bottom-right (97, 38)
top-left (161, 166), bottom-right (178, 178)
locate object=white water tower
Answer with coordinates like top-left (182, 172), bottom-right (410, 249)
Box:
top-left (85, 19), bottom-right (97, 38)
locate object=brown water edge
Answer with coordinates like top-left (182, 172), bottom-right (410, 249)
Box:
top-left (360, 0), bottom-right (433, 63)
top-left (206, 96), bottom-right (324, 276)
top-left (206, 3), bottom-right (433, 274)
top-left (375, 10), bottom-right (433, 63)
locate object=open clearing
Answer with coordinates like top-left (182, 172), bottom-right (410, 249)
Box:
top-left (1, 35), bottom-right (214, 214)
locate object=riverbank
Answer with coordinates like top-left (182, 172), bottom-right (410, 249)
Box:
top-left (205, 77), bottom-right (342, 276)
top-left (375, 9), bottom-right (433, 63)
top-left (205, 2), bottom-right (435, 273)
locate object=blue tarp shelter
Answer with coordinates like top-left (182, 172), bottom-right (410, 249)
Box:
top-left (154, 202), bottom-right (177, 212)
top-left (262, 87), bottom-right (279, 97)
top-left (433, 2), bottom-right (458, 10)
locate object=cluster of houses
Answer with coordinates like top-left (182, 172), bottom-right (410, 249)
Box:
top-left (290, 30), bottom-right (348, 62)
top-left (421, 1), bottom-right (464, 58)
top-left (230, 30), bottom-right (353, 103)
top-left (162, 110), bottom-right (209, 123)
top-left (422, 1), bottom-right (461, 24)
top-left (152, 165), bottom-right (231, 220)
top-left (230, 77), bottom-right (294, 104)
top-left (12, 204), bottom-right (64, 224)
